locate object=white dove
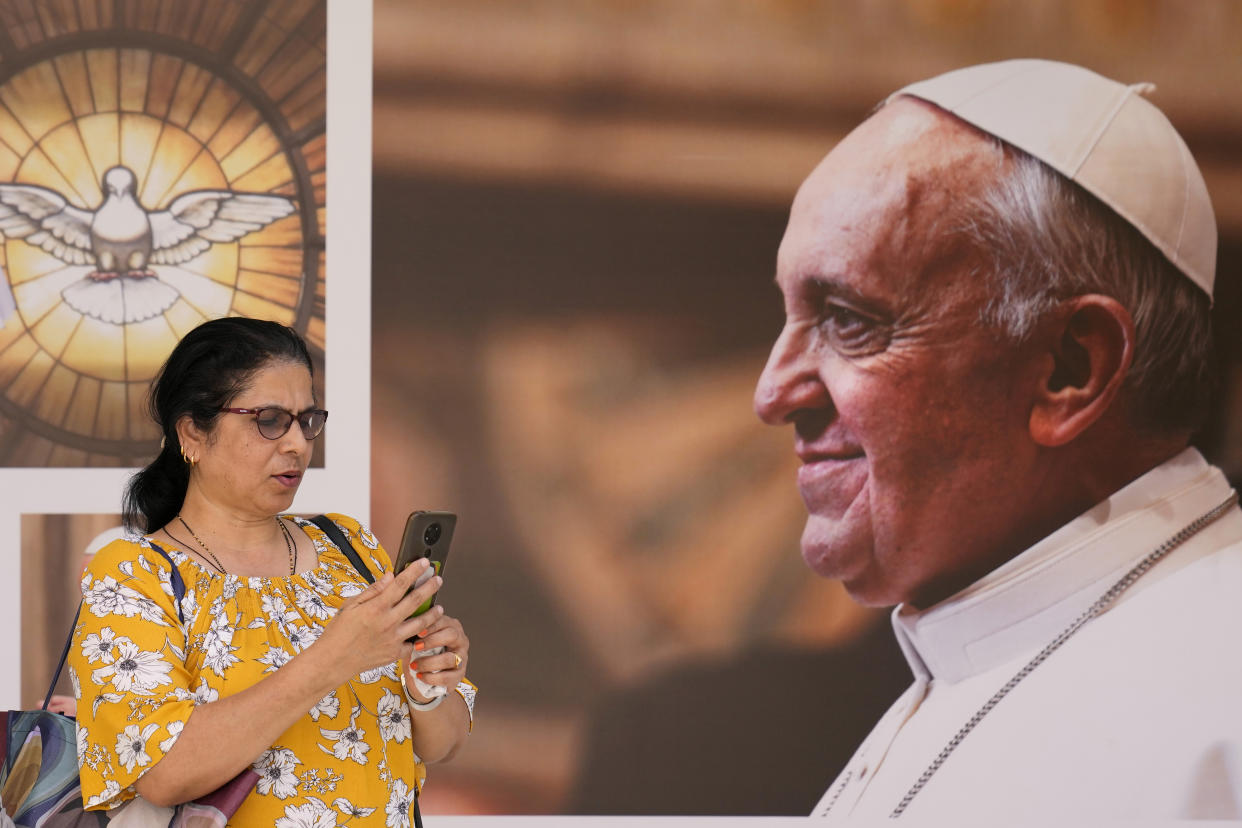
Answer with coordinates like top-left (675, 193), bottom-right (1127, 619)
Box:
top-left (0, 166), bottom-right (296, 324)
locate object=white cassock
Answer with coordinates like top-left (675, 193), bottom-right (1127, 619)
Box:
top-left (814, 448), bottom-right (1242, 821)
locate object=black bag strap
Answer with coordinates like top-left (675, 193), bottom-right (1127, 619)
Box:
top-left (148, 541), bottom-right (188, 623)
top-left (309, 515), bottom-right (377, 584)
top-left (42, 602), bottom-right (81, 711)
top-left (44, 541), bottom-right (187, 710)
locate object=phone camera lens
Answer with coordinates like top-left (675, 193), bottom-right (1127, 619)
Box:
top-left (423, 523), bottom-right (442, 545)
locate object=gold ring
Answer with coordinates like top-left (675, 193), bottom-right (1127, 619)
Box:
top-left (453, 652), bottom-right (462, 669)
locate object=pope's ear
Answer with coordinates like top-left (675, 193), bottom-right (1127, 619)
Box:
top-left (1028, 295), bottom-right (1135, 447)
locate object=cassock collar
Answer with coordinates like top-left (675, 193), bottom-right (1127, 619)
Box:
top-left (891, 447), bottom-right (1230, 685)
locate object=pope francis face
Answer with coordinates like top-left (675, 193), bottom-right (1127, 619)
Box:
top-left (755, 99), bottom-right (1050, 609)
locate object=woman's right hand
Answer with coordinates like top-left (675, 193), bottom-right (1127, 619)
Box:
top-left (314, 559), bottom-right (445, 681)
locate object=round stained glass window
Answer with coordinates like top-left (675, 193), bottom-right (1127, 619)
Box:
top-left (0, 3), bottom-right (325, 467)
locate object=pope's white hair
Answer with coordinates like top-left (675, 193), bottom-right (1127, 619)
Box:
top-left (959, 149), bottom-right (1214, 433)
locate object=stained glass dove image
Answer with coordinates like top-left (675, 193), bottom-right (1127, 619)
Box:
top-left (0, 165), bottom-right (295, 324)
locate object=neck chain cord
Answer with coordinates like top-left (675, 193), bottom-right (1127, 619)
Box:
top-left (278, 516), bottom-right (298, 574)
top-left (176, 515), bottom-right (297, 576)
top-left (883, 490), bottom-right (1239, 819)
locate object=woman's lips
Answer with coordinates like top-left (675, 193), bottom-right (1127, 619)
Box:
top-left (274, 471), bottom-right (303, 488)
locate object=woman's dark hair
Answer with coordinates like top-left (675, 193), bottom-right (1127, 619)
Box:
top-left (123, 317), bottom-right (313, 533)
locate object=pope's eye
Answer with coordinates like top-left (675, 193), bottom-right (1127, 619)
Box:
top-left (821, 304), bottom-right (887, 355)
top-left (824, 305), bottom-right (874, 339)
top-left (827, 306), bottom-right (867, 334)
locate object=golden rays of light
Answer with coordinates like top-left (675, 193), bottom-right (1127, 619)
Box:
top-left (0, 35), bottom-right (318, 464)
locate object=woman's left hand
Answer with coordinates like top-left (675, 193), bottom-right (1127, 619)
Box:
top-left (401, 609), bottom-right (473, 762)
top-left (403, 609), bottom-right (469, 694)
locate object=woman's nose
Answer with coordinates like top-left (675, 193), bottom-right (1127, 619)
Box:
top-left (280, 423), bottom-right (311, 454)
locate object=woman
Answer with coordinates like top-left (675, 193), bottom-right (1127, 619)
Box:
top-left (68, 318), bottom-right (474, 826)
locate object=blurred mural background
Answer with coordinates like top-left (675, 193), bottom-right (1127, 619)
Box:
top-left (370, 0), bottom-right (1242, 817)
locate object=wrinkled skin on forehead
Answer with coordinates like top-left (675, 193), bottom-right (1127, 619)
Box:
top-left (755, 98), bottom-right (1063, 608)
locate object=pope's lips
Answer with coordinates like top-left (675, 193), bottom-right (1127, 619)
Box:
top-left (795, 451), bottom-right (865, 505)
top-left (796, 445), bottom-right (865, 465)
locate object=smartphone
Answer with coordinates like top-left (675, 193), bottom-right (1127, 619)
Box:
top-left (394, 510), bottom-right (456, 617)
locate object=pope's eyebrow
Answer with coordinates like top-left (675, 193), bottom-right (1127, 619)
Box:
top-left (805, 275), bottom-right (892, 317)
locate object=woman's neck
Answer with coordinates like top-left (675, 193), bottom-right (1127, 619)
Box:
top-left (170, 489), bottom-right (296, 575)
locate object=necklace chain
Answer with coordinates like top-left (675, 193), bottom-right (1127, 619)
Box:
top-left (278, 516), bottom-right (297, 574)
top-left (176, 515), bottom-right (297, 576)
top-left (884, 490), bottom-right (1240, 818)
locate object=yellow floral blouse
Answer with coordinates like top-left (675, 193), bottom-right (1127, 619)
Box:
top-left (69, 513), bottom-right (476, 827)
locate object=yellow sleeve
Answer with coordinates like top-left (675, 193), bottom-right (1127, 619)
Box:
top-left (69, 539), bottom-right (197, 812)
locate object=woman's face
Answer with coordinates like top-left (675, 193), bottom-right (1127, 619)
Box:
top-left (179, 359), bottom-right (316, 521)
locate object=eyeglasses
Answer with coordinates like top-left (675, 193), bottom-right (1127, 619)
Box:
top-left (219, 407), bottom-right (329, 440)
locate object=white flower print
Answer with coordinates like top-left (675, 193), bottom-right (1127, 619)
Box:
top-left (254, 746), bottom-right (302, 799)
top-left (275, 796), bottom-right (338, 828)
top-left (332, 797), bottom-right (375, 819)
top-left (307, 532), bottom-right (330, 557)
top-left (358, 524), bottom-right (380, 550)
top-left (76, 723), bottom-right (88, 769)
top-left (357, 662), bottom-right (399, 684)
top-left (220, 575), bottom-right (241, 601)
top-left (159, 720), bottom-right (183, 754)
top-left (172, 675), bottom-right (220, 706)
top-left (304, 569), bottom-right (336, 596)
top-left (262, 592), bottom-right (300, 628)
top-left (154, 564), bottom-right (181, 611)
top-left (84, 577), bottom-right (127, 617)
top-left (206, 593), bottom-right (234, 625)
top-left (294, 584), bottom-right (332, 621)
top-left (84, 576), bottom-right (168, 625)
top-left (90, 639), bottom-right (173, 695)
top-left (286, 622), bottom-right (322, 653)
top-left (320, 711), bottom-right (370, 764)
top-left (85, 780), bottom-right (121, 808)
top-left (80, 626), bottom-right (118, 664)
top-left (203, 642), bottom-right (241, 675)
top-left (385, 779), bottom-right (414, 828)
top-left (339, 581), bottom-right (364, 599)
top-left (376, 689), bottom-right (410, 744)
top-left (309, 691), bottom-right (340, 722)
top-left (179, 587), bottom-right (200, 623)
top-left (258, 645), bottom-right (294, 673)
top-left (115, 723), bottom-right (159, 772)
top-left (92, 692), bottom-right (124, 718)
top-left (70, 666), bottom-right (80, 700)
top-left (202, 609), bottom-right (241, 676)
top-left (163, 635), bottom-right (186, 664)
top-left (456, 681), bottom-right (478, 719)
